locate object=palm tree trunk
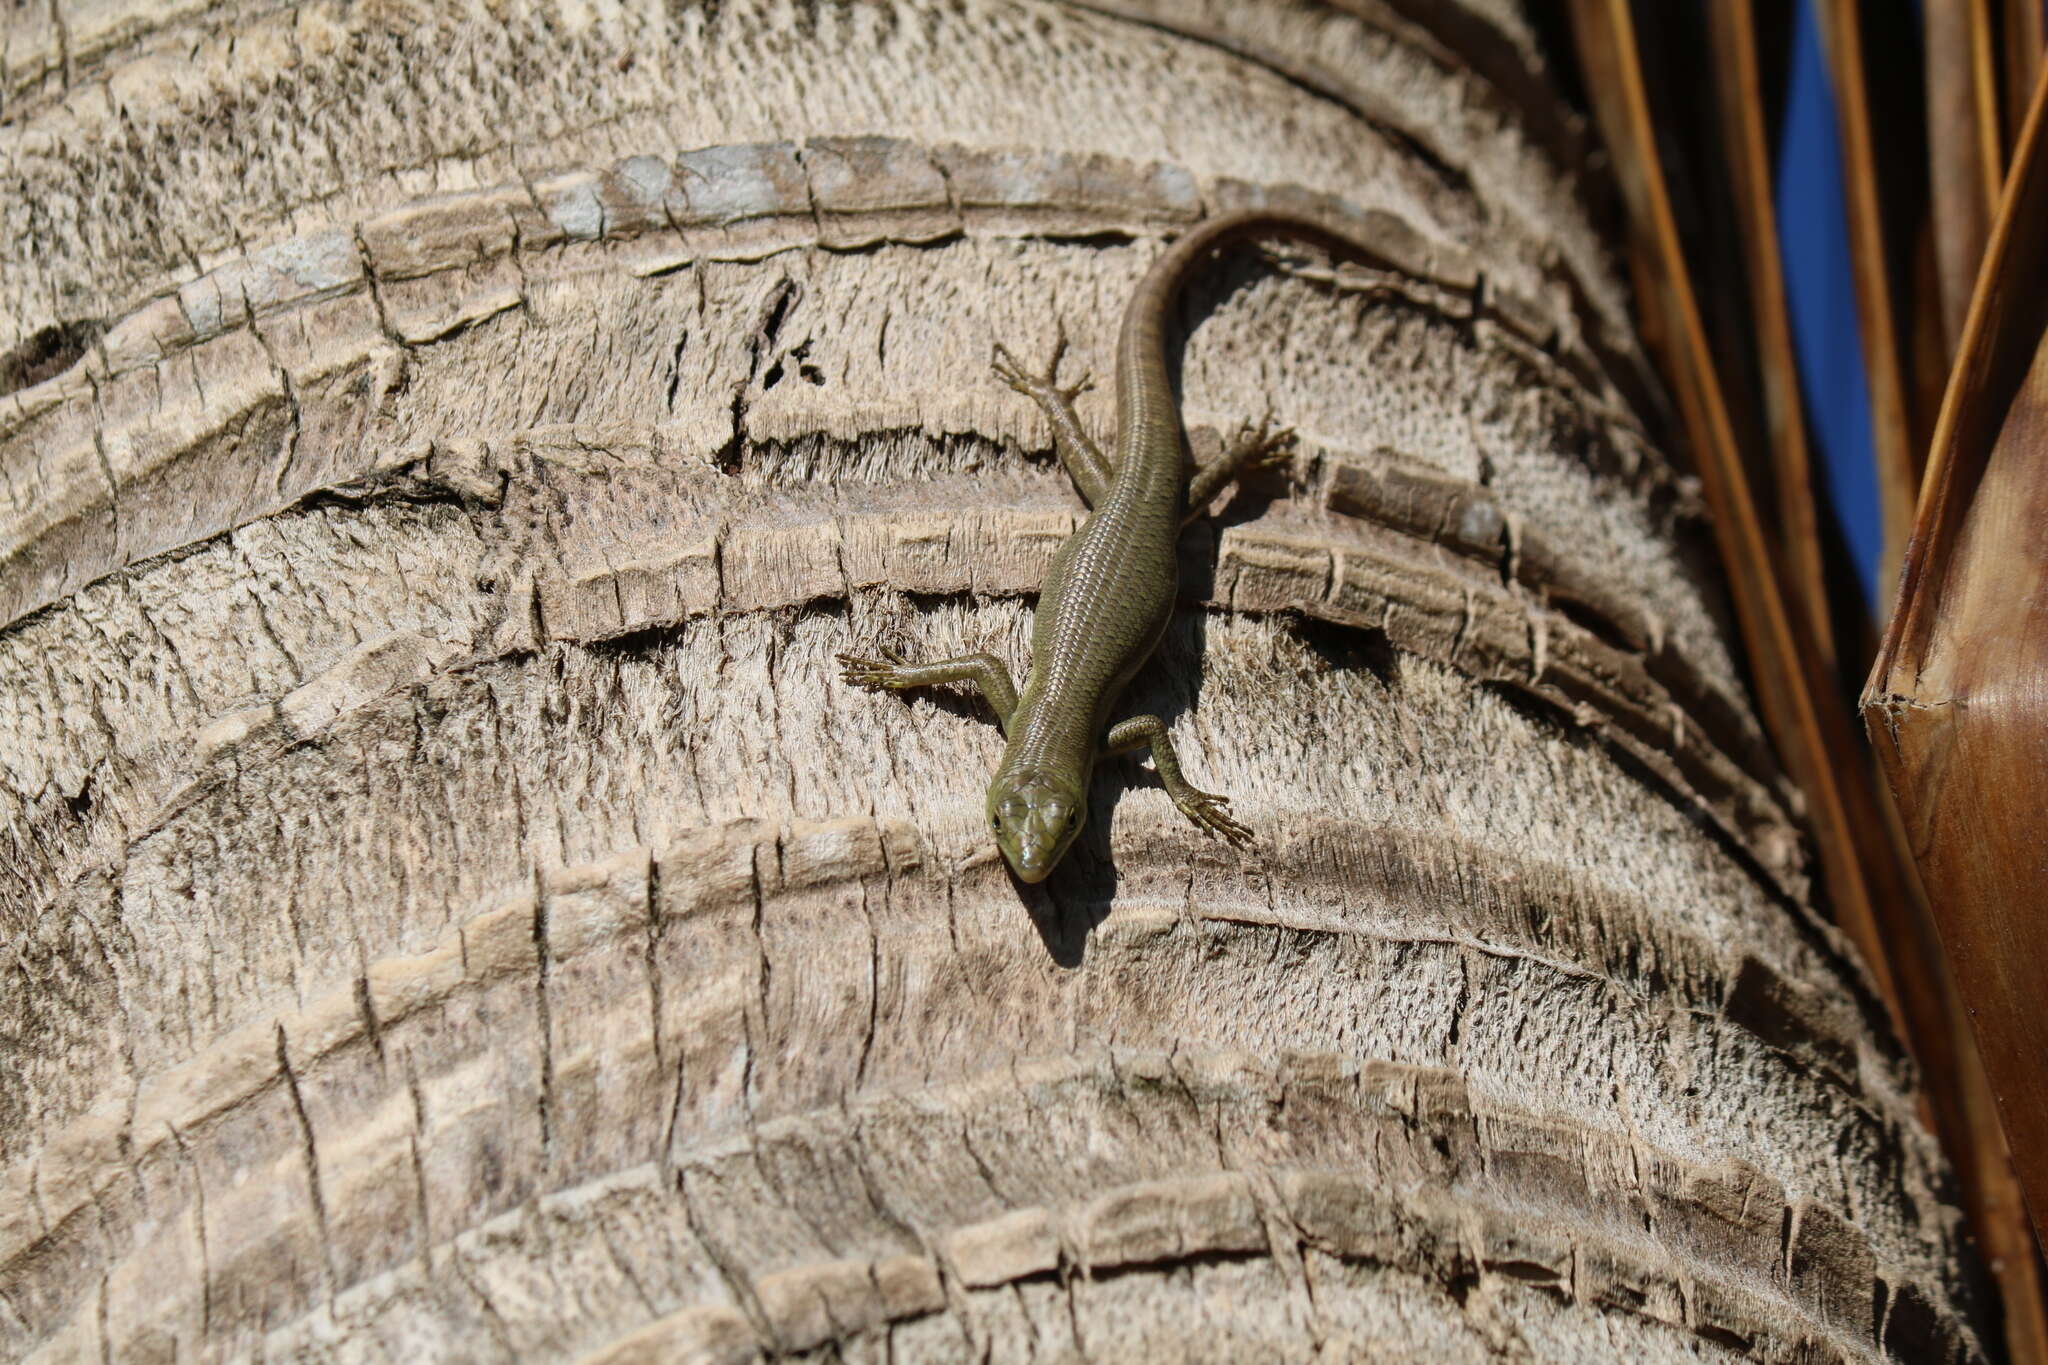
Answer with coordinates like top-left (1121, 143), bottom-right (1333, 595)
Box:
top-left (0, 1), bottom-right (1988, 1359)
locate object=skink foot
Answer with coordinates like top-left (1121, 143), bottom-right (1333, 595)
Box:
top-left (1229, 415), bottom-right (1297, 475)
top-left (991, 339), bottom-right (1093, 407)
top-left (1175, 787), bottom-right (1254, 847)
top-left (836, 649), bottom-right (912, 692)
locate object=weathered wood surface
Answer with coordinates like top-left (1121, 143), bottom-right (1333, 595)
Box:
top-left (1, 1), bottom-right (1987, 1360)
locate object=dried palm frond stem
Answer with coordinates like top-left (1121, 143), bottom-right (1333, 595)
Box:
top-left (1815, 0), bottom-right (1930, 579)
top-left (1923, 0), bottom-right (2002, 361)
top-left (1705, 0), bottom-right (1836, 671)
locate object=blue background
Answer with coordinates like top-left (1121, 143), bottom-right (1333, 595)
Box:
top-left (1776, 0), bottom-right (1888, 611)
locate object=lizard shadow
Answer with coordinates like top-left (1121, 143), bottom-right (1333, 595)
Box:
top-left (1014, 805), bottom-right (1118, 967)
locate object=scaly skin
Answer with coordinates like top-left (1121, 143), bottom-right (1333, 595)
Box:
top-left (840, 211), bottom-right (1395, 883)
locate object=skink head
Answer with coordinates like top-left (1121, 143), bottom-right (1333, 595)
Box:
top-left (988, 770), bottom-right (1085, 884)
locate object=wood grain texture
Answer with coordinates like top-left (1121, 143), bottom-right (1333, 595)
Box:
top-left (1868, 63), bottom-right (2048, 1267)
top-left (2, 0), bottom-right (1990, 1360)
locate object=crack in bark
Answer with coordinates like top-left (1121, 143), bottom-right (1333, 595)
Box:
top-left (532, 870), bottom-right (555, 1168)
top-left (444, 1245), bottom-right (521, 1362)
top-left (671, 1165), bottom-right (774, 1345)
top-left (273, 1023), bottom-right (339, 1304)
top-left (403, 1057), bottom-right (435, 1272)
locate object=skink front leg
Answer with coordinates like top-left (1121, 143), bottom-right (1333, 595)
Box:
top-left (1184, 415), bottom-right (1296, 527)
top-left (992, 330), bottom-right (1114, 506)
top-left (1103, 715), bottom-right (1252, 845)
top-left (837, 648), bottom-right (1021, 733)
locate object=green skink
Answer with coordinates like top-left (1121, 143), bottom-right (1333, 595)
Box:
top-left (840, 211), bottom-right (1387, 883)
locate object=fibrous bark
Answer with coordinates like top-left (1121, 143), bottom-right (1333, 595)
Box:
top-left (0, 2), bottom-right (1986, 1361)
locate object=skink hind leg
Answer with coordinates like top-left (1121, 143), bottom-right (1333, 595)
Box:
top-left (1184, 415), bottom-right (1296, 527)
top-left (991, 329), bottom-right (1114, 505)
top-left (836, 647), bottom-right (1020, 731)
top-left (1103, 715), bottom-right (1252, 846)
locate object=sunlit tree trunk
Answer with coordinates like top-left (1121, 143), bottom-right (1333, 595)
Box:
top-left (0, 1), bottom-right (1986, 1359)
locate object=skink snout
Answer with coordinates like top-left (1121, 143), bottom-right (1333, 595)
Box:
top-left (988, 770), bottom-right (1086, 884)
top-left (1008, 835), bottom-right (1059, 884)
